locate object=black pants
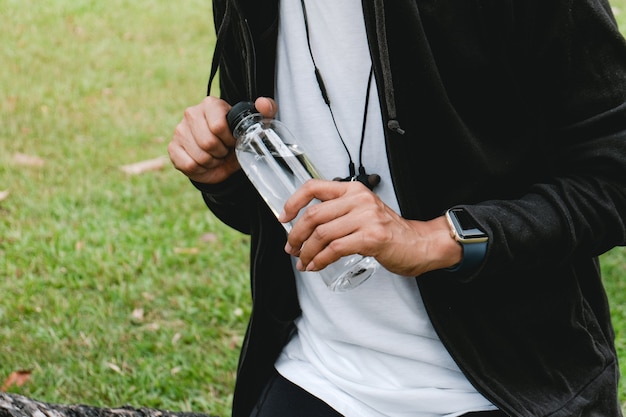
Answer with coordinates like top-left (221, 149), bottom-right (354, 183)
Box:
top-left (250, 370), bottom-right (508, 417)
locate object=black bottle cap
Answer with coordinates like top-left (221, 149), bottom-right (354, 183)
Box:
top-left (226, 101), bottom-right (258, 132)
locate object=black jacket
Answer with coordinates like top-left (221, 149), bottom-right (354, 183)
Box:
top-left (194, 0), bottom-right (626, 416)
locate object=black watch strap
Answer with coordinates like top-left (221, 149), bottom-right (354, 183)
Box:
top-left (446, 240), bottom-right (488, 272)
top-left (445, 208), bottom-right (488, 273)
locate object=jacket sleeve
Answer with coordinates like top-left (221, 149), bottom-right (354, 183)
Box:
top-left (467, 0), bottom-right (626, 277)
top-left (191, 171), bottom-right (257, 235)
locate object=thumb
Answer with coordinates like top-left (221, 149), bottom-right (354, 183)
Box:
top-left (254, 97), bottom-right (278, 119)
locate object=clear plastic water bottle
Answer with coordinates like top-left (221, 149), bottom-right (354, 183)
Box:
top-left (227, 101), bottom-right (379, 291)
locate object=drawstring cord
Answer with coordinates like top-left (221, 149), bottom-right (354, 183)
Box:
top-left (207, 0), bottom-right (257, 99)
top-left (207, 2), bottom-right (230, 95)
top-left (372, 0), bottom-right (405, 135)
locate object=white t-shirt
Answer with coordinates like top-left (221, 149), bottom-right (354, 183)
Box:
top-left (273, 1), bottom-right (497, 416)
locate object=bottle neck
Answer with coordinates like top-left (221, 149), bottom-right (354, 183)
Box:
top-left (233, 112), bottom-right (262, 139)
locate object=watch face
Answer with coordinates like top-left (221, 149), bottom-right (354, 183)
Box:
top-left (450, 209), bottom-right (487, 240)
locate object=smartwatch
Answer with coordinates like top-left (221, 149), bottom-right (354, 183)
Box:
top-left (445, 208), bottom-right (488, 273)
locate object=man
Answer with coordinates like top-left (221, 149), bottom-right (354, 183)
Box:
top-left (168, 0), bottom-right (626, 416)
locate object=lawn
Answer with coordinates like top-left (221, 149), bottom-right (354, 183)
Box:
top-left (1, 1), bottom-right (626, 416)
top-left (1, 1), bottom-right (247, 415)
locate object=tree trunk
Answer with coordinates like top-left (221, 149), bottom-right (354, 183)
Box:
top-left (0, 393), bottom-right (216, 417)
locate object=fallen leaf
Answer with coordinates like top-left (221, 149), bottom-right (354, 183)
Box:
top-left (13, 153), bottom-right (44, 167)
top-left (229, 335), bottom-right (242, 350)
top-left (119, 156), bottom-right (168, 175)
top-left (174, 247), bottom-right (200, 255)
top-left (0, 190), bottom-right (9, 202)
top-left (1, 370), bottom-right (32, 392)
top-left (144, 322), bottom-right (160, 331)
top-left (106, 361), bottom-right (133, 375)
top-left (131, 308), bottom-right (144, 322)
top-left (105, 362), bottom-right (122, 374)
top-left (200, 233), bottom-right (218, 243)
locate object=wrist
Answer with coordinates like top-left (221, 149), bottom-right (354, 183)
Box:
top-left (420, 216), bottom-right (463, 272)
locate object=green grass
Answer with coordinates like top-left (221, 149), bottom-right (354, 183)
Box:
top-left (1, 1), bottom-right (626, 416)
top-left (1, 1), bottom-right (247, 415)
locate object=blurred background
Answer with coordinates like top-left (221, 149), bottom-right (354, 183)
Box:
top-left (1, 1), bottom-right (249, 415)
top-left (1, 1), bottom-right (625, 416)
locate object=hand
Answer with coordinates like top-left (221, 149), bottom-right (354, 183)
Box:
top-left (168, 96), bottom-right (278, 184)
top-left (279, 179), bottom-right (462, 277)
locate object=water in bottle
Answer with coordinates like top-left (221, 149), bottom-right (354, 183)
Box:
top-left (227, 101), bottom-right (379, 291)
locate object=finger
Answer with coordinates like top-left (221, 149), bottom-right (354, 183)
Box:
top-left (279, 179), bottom-right (348, 223)
top-left (168, 138), bottom-right (211, 178)
top-left (185, 101), bottom-right (234, 160)
top-left (254, 97), bottom-right (278, 119)
top-left (173, 118), bottom-right (206, 165)
top-left (171, 112), bottom-right (241, 182)
top-left (285, 181), bottom-right (378, 242)
top-left (297, 200), bottom-right (387, 267)
top-left (285, 198), bottom-right (352, 251)
top-left (172, 120), bottom-right (209, 166)
top-left (294, 213), bottom-right (357, 268)
top-left (202, 98), bottom-right (237, 147)
top-left (299, 228), bottom-right (372, 272)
